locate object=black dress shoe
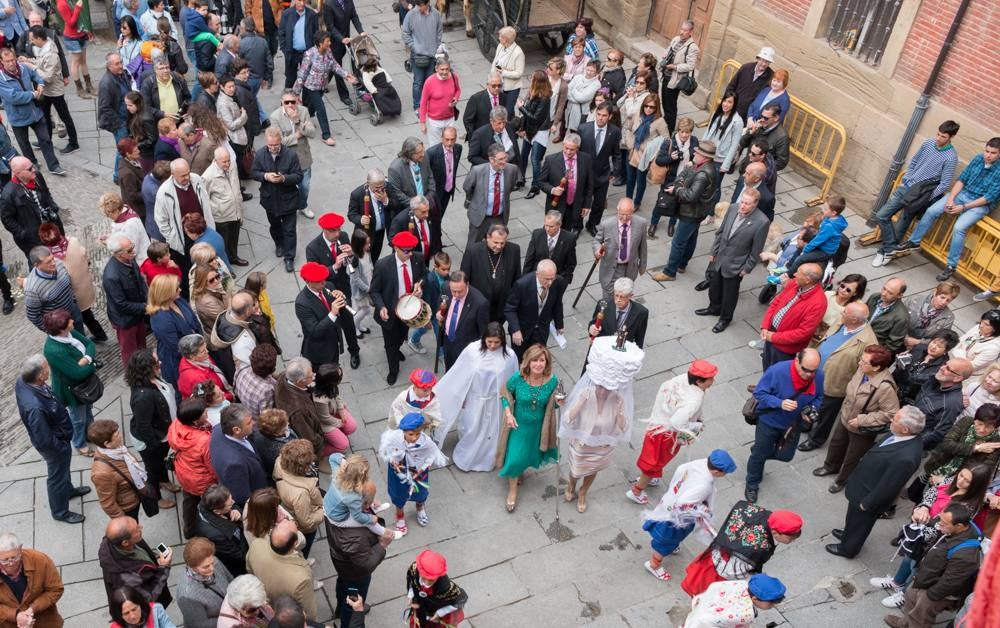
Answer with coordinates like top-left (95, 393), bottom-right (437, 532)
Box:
top-left (831, 528), bottom-right (844, 540)
top-left (828, 482), bottom-right (845, 494)
top-left (231, 256), bottom-right (250, 267)
top-left (386, 372), bottom-right (398, 385)
top-left (350, 353), bottom-right (360, 369)
top-left (744, 486), bottom-right (758, 502)
top-left (879, 505), bottom-right (897, 519)
top-left (611, 177), bottom-right (625, 187)
top-left (667, 223), bottom-right (675, 238)
top-left (524, 189), bottom-right (539, 199)
top-left (398, 351), bottom-right (406, 362)
top-left (2, 298), bottom-right (13, 315)
top-left (825, 543), bottom-right (852, 558)
top-left (798, 440), bottom-right (822, 452)
top-left (694, 307), bottom-right (719, 316)
top-left (284, 259), bottom-right (295, 273)
top-left (694, 280), bottom-right (710, 291)
top-left (341, 95), bottom-right (352, 106)
top-left (275, 246), bottom-right (284, 258)
top-left (70, 486), bottom-right (92, 498)
top-left (712, 320), bottom-right (730, 333)
top-left (812, 466), bottom-right (837, 476)
top-left (54, 512), bottom-right (85, 524)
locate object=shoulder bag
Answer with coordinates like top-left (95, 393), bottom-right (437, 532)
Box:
top-left (451, 73), bottom-right (461, 120)
top-left (674, 43), bottom-right (698, 96)
top-left (72, 371), bottom-right (105, 404)
top-left (743, 379), bottom-right (812, 426)
top-left (97, 457), bottom-right (160, 517)
top-left (856, 381), bottom-right (894, 436)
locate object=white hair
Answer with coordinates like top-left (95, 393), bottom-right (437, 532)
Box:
top-left (613, 277), bottom-right (634, 295)
top-left (107, 234), bottom-right (132, 254)
top-left (178, 334), bottom-right (206, 358)
top-left (410, 195), bottom-right (429, 211)
top-left (226, 575), bottom-right (268, 611)
top-left (285, 357), bottom-right (312, 383)
top-left (897, 405), bottom-right (926, 435)
top-left (366, 168), bottom-right (386, 184)
top-left (563, 132), bottom-right (582, 147)
top-left (0, 532), bottom-right (21, 552)
top-left (20, 354), bottom-right (47, 383)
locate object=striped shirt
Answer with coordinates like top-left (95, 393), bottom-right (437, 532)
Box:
top-left (23, 260), bottom-right (77, 330)
top-left (958, 154), bottom-right (1000, 207)
top-left (902, 138), bottom-right (957, 197)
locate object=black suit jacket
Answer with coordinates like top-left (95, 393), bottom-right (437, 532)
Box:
top-left (577, 121), bottom-right (621, 182)
top-left (369, 252), bottom-right (427, 315)
top-left (538, 151), bottom-right (595, 216)
top-left (468, 122), bottom-right (521, 167)
top-left (460, 241), bottom-right (521, 321)
top-left (505, 273), bottom-right (566, 341)
top-left (522, 228), bottom-right (578, 284)
top-left (440, 284), bottom-right (490, 368)
top-left (731, 179), bottom-right (776, 219)
top-left (251, 146), bottom-right (303, 215)
top-left (462, 90), bottom-right (495, 139)
top-left (589, 299), bottom-right (649, 348)
top-left (387, 211), bottom-right (441, 262)
top-left (427, 142), bottom-right (464, 203)
top-left (347, 184), bottom-right (401, 234)
top-left (295, 285), bottom-right (342, 366)
top-left (845, 435), bottom-right (924, 514)
top-left (305, 232), bottom-right (352, 296)
top-left (321, 0), bottom-right (362, 51)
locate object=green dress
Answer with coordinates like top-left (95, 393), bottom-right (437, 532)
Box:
top-left (498, 373), bottom-right (559, 478)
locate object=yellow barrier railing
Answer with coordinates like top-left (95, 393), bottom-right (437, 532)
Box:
top-left (703, 59), bottom-right (847, 207)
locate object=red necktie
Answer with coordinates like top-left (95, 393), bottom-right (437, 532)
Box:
top-left (492, 171), bottom-right (501, 216)
top-left (317, 290), bottom-right (329, 310)
top-left (418, 220), bottom-right (429, 256)
top-left (330, 241), bottom-right (338, 261)
top-left (402, 262), bottom-right (413, 293)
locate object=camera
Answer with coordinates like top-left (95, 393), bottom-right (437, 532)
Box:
top-left (40, 207), bottom-right (59, 223)
top-left (800, 406), bottom-right (818, 432)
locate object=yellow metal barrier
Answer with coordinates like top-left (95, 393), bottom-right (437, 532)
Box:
top-left (921, 213), bottom-right (1000, 291)
top-left (703, 59), bottom-right (848, 207)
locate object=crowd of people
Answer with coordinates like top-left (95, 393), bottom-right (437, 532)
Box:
top-left (1, 1), bottom-right (999, 626)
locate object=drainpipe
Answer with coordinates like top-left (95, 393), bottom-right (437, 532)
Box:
top-left (871, 0), bottom-right (971, 213)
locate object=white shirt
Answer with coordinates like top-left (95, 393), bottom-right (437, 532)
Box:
top-left (396, 258), bottom-right (414, 297)
top-left (645, 372), bottom-right (706, 433)
top-left (310, 287), bottom-right (338, 322)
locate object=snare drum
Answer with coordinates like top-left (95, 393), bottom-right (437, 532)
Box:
top-left (395, 294), bottom-right (433, 328)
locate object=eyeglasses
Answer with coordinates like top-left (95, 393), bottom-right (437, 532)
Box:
top-left (797, 360), bottom-right (817, 373)
top-left (759, 115), bottom-right (774, 122)
top-left (487, 83), bottom-right (502, 88)
top-left (942, 364), bottom-right (963, 377)
top-left (399, 248), bottom-right (414, 254)
top-left (124, 247), bottom-right (135, 254)
top-left (0, 552), bottom-right (22, 566)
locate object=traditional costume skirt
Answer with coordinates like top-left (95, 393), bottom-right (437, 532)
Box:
top-left (567, 440), bottom-right (615, 478)
top-left (409, 609), bottom-right (466, 628)
top-left (643, 519), bottom-right (695, 556)
top-left (387, 465), bottom-right (430, 508)
top-left (636, 431), bottom-right (681, 478)
top-left (681, 548), bottom-right (727, 597)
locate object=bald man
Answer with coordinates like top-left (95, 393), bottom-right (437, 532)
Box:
top-left (731, 160), bottom-right (775, 220)
top-left (505, 259), bottom-right (566, 361)
top-left (758, 263), bottom-right (828, 370)
top-left (213, 291), bottom-right (259, 370)
top-left (915, 357), bottom-right (973, 452)
top-left (246, 518), bottom-right (317, 620)
top-left (1, 156), bottom-right (64, 259)
top-left (201, 146), bottom-right (248, 265)
top-left (864, 277), bottom-right (909, 354)
top-left (153, 158), bottom-right (215, 285)
top-left (98, 517), bottom-right (173, 608)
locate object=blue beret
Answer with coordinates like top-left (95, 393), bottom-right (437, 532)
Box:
top-left (708, 449), bottom-right (737, 474)
top-left (748, 573), bottom-right (786, 602)
top-left (399, 412), bottom-right (426, 431)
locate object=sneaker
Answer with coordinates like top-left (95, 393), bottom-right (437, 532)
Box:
top-left (625, 489), bottom-right (649, 505)
top-left (748, 339), bottom-right (764, 350)
top-left (407, 339), bottom-right (427, 354)
top-left (974, 290), bottom-right (997, 302)
top-left (643, 560), bottom-right (671, 582)
top-left (648, 477), bottom-right (660, 487)
top-left (870, 576), bottom-right (901, 592)
top-left (392, 530), bottom-right (405, 540)
top-left (935, 266), bottom-right (955, 281)
top-left (881, 590), bottom-right (905, 609)
top-left (55, 121), bottom-right (67, 139)
top-left (373, 502), bottom-right (392, 514)
top-left (871, 253), bottom-right (887, 267)
top-left (766, 274), bottom-right (784, 285)
top-left (416, 509), bottom-right (429, 526)
top-left (299, 208), bottom-right (315, 219)
top-left (49, 166), bottom-right (67, 176)
top-left (395, 519), bottom-right (408, 536)
top-left (894, 240), bottom-right (920, 254)
top-left (59, 143), bottom-right (80, 155)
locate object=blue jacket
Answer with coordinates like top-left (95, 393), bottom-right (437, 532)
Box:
top-left (753, 360), bottom-right (824, 429)
top-left (209, 424), bottom-right (268, 508)
top-left (15, 379), bottom-right (73, 457)
top-left (0, 64), bottom-right (44, 127)
top-left (323, 453), bottom-right (374, 526)
top-left (747, 88), bottom-right (791, 125)
top-left (802, 214), bottom-right (847, 255)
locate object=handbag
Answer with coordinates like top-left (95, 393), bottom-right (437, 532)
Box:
top-left (647, 156), bottom-right (668, 185)
top-left (743, 380), bottom-right (813, 426)
top-left (855, 381), bottom-right (893, 435)
top-left (97, 458), bottom-right (160, 517)
top-left (653, 187), bottom-right (678, 218)
top-left (72, 372), bottom-right (104, 404)
top-left (676, 73), bottom-right (698, 96)
top-left (451, 74), bottom-right (460, 120)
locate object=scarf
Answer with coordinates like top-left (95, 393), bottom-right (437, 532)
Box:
top-left (190, 359), bottom-right (231, 390)
top-left (159, 135), bottom-right (180, 151)
top-left (918, 296), bottom-right (944, 330)
top-left (185, 566), bottom-right (217, 586)
top-left (48, 332), bottom-right (87, 356)
top-left (632, 113), bottom-right (655, 148)
top-left (116, 206), bottom-right (141, 223)
top-left (788, 360), bottom-right (816, 396)
top-left (98, 446), bottom-right (149, 489)
top-left (47, 235), bottom-right (69, 260)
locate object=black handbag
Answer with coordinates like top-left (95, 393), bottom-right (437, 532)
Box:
top-left (97, 458), bottom-right (160, 517)
top-left (72, 372), bottom-right (104, 404)
top-left (676, 73), bottom-right (698, 96)
top-left (855, 381), bottom-right (893, 436)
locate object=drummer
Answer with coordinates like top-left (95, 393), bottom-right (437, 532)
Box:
top-left (370, 231), bottom-right (428, 385)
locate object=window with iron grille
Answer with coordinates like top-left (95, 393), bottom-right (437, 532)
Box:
top-left (826, 0), bottom-right (903, 66)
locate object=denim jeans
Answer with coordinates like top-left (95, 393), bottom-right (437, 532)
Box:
top-left (67, 404), bottom-right (94, 450)
top-left (709, 161), bottom-right (723, 207)
top-left (246, 76), bottom-right (268, 123)
top-left (410, 319), bottom-right (442, 358)
top-left (112, 127), bottom-right (129, 181)
top-left (336, 576), bottom-right (371, 627)
top-left (298, 167), bottom-right (312, 210)
top-left (908, 189), bottom-right (987, 268)
top-left (520, 138), bottom-right (547, 188)
top-left (411, 57), bottom-right (433, 112)
top-left (301, 88), bottom-right (331, 139)
top-left (625, 163), bottom-right (649, 206)
top-left (745, 421), bottom-right (801, 489)
top-left (663, 219), bottom-right (699, 275)
top-left (41, 446), bottom-right (73, 518)
top-left (875, 184), bottom-right (910, 254)
top-left (893, 556), bottom-right (915, 588)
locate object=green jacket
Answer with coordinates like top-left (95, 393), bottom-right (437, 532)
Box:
top-left (865, 294), bottom-right (909, 354)
top-left (43, 330), bottom-right (96, 408)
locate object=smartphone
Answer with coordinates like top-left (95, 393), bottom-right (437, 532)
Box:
top-left (156, 543), bottom-right (169, 555)
top-left (346, 587), bottom-right (359, 602)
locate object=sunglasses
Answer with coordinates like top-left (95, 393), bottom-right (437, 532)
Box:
top-left (282, 100), bottom-right (296, 105)
top-left (837, 282), bottom-right (854, 294)
top-left (749, 151), bottom-right (764, 157)
top-left (208, 275), bottom-right (220, 282)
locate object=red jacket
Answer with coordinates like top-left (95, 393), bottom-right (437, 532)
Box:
top-left (760, 282), bottom-right (827, 354)
top-left (177, 357), bottom-right (233, 401)
top-left (166, 420), bottom-right (217, 496)
top-left (139, 258), bottom-right (183, 286)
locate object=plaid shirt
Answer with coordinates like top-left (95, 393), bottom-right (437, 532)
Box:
top-left (234, 364), bottom-right (277, 417)
top-left (293, 46), bottom-right (347, 93)
top-left (957, 154), bottom-right (1000, 207)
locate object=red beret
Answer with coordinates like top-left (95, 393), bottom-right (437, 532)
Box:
top-left (767, 510), bottom-right (803, 535)
top-left (688, 359), bottom-right (719, 379)
top-left (415, 549), bottom-right (447, 580)
top-left (410, 369), bottom-right (437, 388)
top-left (317, 212), bottom-right (345, 229)
top-left (391, 231), bottom-right (419, 249)
top-left (299, 261), bottom-right (329, 283)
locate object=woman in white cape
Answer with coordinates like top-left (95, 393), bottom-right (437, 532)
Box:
top-left (433, 322), bottom-right (519, 472)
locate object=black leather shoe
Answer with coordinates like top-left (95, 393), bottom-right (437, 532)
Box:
top-left (70, 486), bottom-right (92, 498)
top-left (386, 372), bottom-right (398, 385)
top-left (825, 543), bottom-right (852, 558)
top-left (231, 257), bottom-right (250, 267)
top-left (54, 512), bottom-right (85, 524)
top-left (831, 528), bottom-right (844, 540)
top-left (2, 299), bottom-right (13, 315)
top-left (275, 246), bottom-right (284, 258)
top-left (398, 351), bottom-right (406, 362)
top-left (799, 440), bottom-right (822, 452)
top-left (667, 223), bottom-right (675, 238)
top-left (611, 177), bottom-right (625, 187)
top-left (284, 259), bottom-right (295, 273)
top-left (694, 280), bottom-right (710, 291)
top-left (340, 95), bottom-right (352, 106)
top-left (828, 482), bottom-right (845, 494)
top-left (694, 308), bottom-right (719, 316)
top-left (350, 353), bottom-right (360, 369)
top-left (712, 320), bottom-right (730, 333)
top-left (744, 486), bottom-right (758, 502)
top-left (524, 189), bottom-right (539, 199)
top-left (812, 466), bottom-right (837, 476)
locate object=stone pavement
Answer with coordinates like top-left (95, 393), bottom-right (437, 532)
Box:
top-left (0, 1), bottom-right (993, 625)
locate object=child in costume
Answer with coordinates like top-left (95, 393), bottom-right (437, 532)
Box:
top-left (642, 449), bottom-right (736, 582)
top-left (379, 412), bottom-right (448, 535)
top-left (389, 369), bottom-right (443, 435)
top-left (682, 573), bottom-right (786, 627)
top-left (324, 453), bottom-right (403, 539)
top-left (405, 549), bottom-right (468, 628)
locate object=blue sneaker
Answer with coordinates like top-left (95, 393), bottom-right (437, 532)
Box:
top-left (766, 274), bottom-right (784, 285)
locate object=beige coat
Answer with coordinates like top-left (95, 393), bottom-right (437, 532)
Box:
top-left (272, 457), bottom-right (324, 534)
top-left (201, 160), bottom-right (244, 223)
top-left (492, 42), bottom-right (525, 91)
top-left (658, 35), bottom-right (700, 90)
top-left (246, 537), bottom-right (316, 620)
top-left (269, 105), bottom-right (316, 170)
top-left (820, 324), bottom-right (878, 397)
top-left (61, 237), bottom-right (95, 311)
top-left (839, 368), bottom-right (899, 435)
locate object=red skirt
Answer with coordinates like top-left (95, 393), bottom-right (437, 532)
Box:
top-left (410, 609), bottom-right (466, 627)
top-left (636, 431), bottom-right (680, 478)
top-left (681, 548), bottom-right (725, 597)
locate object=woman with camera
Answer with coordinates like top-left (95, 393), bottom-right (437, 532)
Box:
top-left (41, 308), bottom-right (100, 457)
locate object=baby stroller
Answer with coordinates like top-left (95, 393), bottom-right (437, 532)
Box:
top-left (347, 34), bottom-right (402, 125)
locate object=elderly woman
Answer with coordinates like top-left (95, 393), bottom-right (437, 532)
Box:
top-left (493, 26), bottom-right (525, 115)
top-left (217, 575), bottom-right (274, 628)
top-left (965, 364), bottom-right (1000, 418)
top-left (902, 280), bottom-right (960, 350)
top-left (814, 344), bottom-right (900, 492)
top-left (189, 241), bottom-right (236, 295)
top-left (418, 57), bottom-right (461, 147)
top-left (176, 537), bottom-right (234, 628)
top-left (126, 347), bottom-right (179, 509)
top-left (565, 60), bottom-right (601, 134)
top-left (953, 309), bottom-right (1000, 384)
top-left (87, 419), bottom-right (146, 518)
top-left (189, 264), bottom-right (229, 334)
top-left (38, 223), bottom-right (109, 344)
top-left (624, 93), bottom-right (668, 210)
top-left (109, 585), bottom-right (176, 628)
top-left (194, 484), bottom-right (248, 577)
top-left (747, 68), bottom-right (791, 126)
top-left (274, 439), bottom-right (324, 558)
top-left (117, 138), bottom-right (148, 219)
top-left (101, 192), bottom-right (150, 264)
top-left (249, 408), bottom-right (299, 479)
top-left (177, 333), bottom-right (233, 402)
top-left (924, 404), bottom-right (1000, 488)
top-left (168, 396), bottom-right (218, 538)
top-left (41, 309), bottom-right (99, 456)
top-left (147, 273), bottom-right (203, 387)
top-left (895, 329), bottom-right (961, 404)
top-left (563, 37), bottom-right (590, 82)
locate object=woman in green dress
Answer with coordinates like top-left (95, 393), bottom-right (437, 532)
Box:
top-left (497, 344), bottom-right (563, 512)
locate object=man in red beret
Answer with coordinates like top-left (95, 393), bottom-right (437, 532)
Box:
top-left (305, 212), bottom-right (362, 369)
top-left (370, 231), bottom-right (426, 385)
top-left (406, 550), bottom-right (468, 628)
top-left (294, 261), bottom-right (347, 368)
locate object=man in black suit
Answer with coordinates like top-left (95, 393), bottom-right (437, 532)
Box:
top-left (347, 168), bottom-right (401, 261)
top-left (522, 210), bottom-right (577, 284)
top-left (294, 262), bottom-right (347, 368)
top-left (460, 223), bottom-right (521, 323)
top-left (505, 260), bottom-right (566, 361)
top-left (320, 0), bottom-right (364, 105)
top-left (426, 126), bottom-right (462, 244)
top-left (578, 103), bottom-right (621, 236)
top-left (436, 271), bottom-right (490, 370)
top-left (462, 71), bottom-right (504, 139)
top-left (387, 195), bottom-right (440, 266)
top-left (537, 133), bottom-right (594, 233)
top-left (730, 161), bottom-right (776, 221)
top-left (370, 232), bottom-right (427, 385)
top-left (587, 277), bottom-right (648, 348)
top-left (468, 106), bottom-right (521, 176)
top-left (304, 213), bottom-right (362, 369)
top-left (252, 127), bottom-right (303, 272)
top-left (387, 137), bottom-right (436, 212)
top-left (279, 0), bottom-right (319, 89)
top-left (826, 406), bottom-right (926, 558)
